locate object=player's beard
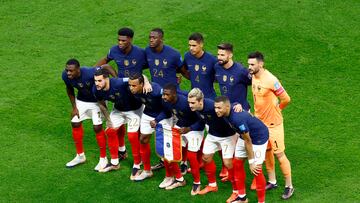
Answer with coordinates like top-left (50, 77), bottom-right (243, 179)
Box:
top-left (249, 67), bottom-right (259, 75)
top-left (219, 59), bottom-right (229, 66)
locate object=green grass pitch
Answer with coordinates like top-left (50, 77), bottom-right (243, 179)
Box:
top-left (1, 0), bottom-right (359, 202)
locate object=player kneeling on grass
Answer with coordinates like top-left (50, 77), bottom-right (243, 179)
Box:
top-left (214, 96), bottom-right (269, 203)
top-left (62, 59), bottom-right (115, 171)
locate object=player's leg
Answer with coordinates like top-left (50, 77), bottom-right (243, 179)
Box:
top-left (198, 134), bottom-right (218, 195)
top-left (251, 142), bottom-right (268, 203)
top-left (135, 114), bottom-right (154, 181)
top-left (218, 135), bottom-right (238, 202)
top-left (66, 100), bottom-right (89, 168)
top-left (183, 130), bottom-right (203, 195)
top-left (272, 123), bottom-right (294, 199)
top-left (99, 109), bottom-right (123, 172)
top-left (228, 138), bottom-right (247, 203)
top-left (159, 160), bottom-right (175, 189)
top-left (165, 161), bottom-right (186, 190)
top-left (117, 124), bottom-right (127, 161)
top-left (90, 105), bottom-right (108, 171)
top-left (265, 127), bottom-right (278, 190)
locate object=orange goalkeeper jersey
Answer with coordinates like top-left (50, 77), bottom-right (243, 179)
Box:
top-left (252, 69), bottom-right (289, 126)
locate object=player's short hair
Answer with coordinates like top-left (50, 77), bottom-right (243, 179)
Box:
top-left (94, 68), bottom-right (109, 78)
top-left (214, 95), bottom-right (230, 104)
top-left (151, 28), bottom-right (164, 38)
top-left (66, 58), bottom-right (80, 68)
top-left (248, 51), bottom-right (264, 62)
top-left (118, 27), bottom-right (134, 38)
top-left (217, 43), bottom-right (233, 53)
top-left (189, 32), bottom-right (204, 43)
top-left (129, 73), bottom-right (144, 84)
top-left (188, 88), bottom-right (204, 101)
top-left (163, 83), bottom-right (177, 93)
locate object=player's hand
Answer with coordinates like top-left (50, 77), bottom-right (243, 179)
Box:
top-left (71, 107), bottom-right (80, 118)
top-left (143, 82), bottom-right (153, 94)
top-left (249, 163), bottom-right (262, 176)
top-left (179, 127), bottom-right (190, 134)
top-left (150, 120), bottom-right (157, 128)
top-left (233, 104), bottom-right (243, 112)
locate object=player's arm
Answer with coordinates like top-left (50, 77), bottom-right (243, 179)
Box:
top-left (94, 56), bottom-right (110, 67)
top-left (241, 132), bottom-right (261, 176)
top-left (100, 64), bottom-right (117, 78)
top-left (65, 85), bottom-right (79, 118)
top-left (277, 91), bottom-right (291, 110)
top-left (142, 74), bottom-right (153, 93)
top-left (97, 100), bottom-right (113, 128)
top-left (178, 65), bottom-right (190, 80)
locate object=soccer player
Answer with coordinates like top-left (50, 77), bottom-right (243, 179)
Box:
top-left (187, 88), bottom-right (237, 195)
top-left (183, 32), bottom-right (229, 179)
top-left (215, 96), bottom-right (269, 203)
top-left (215, 43), bottom-right (252, 111)
top-left (152, 83), bottom-right (204, 194)
top-left (95, 27), bottom-right (147, 161)
top-left (92, 69), bottom-right (145, 176)
top-left (183, 32), bottom-right (217, 99)
top-left (145, 28), bottom-right (187, 170)
top-left (62, 59), bottom-right (116, 171)
top-left (128, 73), bottom-right (164, 181)
top-left (248, 51), bottom-right (294, 199)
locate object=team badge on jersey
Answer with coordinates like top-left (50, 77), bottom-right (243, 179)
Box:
top-left (110, 95), bottom-right (115, 100)
top-left (195, 64), bottom-right (199, 71)
top-left (132, 59), bottom-right (137, 65)
top-left (115, 92), bottom-right (120, 97)
top-left (230, 76), bottom-right (234, 83)
top-left (202, 65), bottom-right (207, 72)
top-left (124, 60), bottom-right (129, 66)
top-left (155, 59), bottom-right (160, 66)
top-left (78, 83), bottom-right (83, 88)
top-left (85, 82), bottom-right (90, 87)
top-left (223, 75), bottom-right (227, 82)
top-left (163, 59), bottom-right (168, 66)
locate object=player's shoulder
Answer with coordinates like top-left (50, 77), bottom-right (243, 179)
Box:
top-left (132, 45), bottom-right (146, 53)
top-left (61, 70), bottom-right (67, 80)
top-left (184, 51), bottom-right (191, 59)
top-left (204, 51), bottom-right (217, 60)
top-left (164, 45), bottom-right (180, 55)
top-left (263, 69), bottom-right (279, 84)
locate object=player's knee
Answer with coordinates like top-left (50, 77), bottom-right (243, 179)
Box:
top-left (71, 122), bottom-right (81, 128)
top-left (275, 152), bottom-right (285, 159)
top-left (202, 155), bottom-right (212, 163)
top-left (93, 125), bottom-right (103, 133)
top-left (223, 159), bottom-right (233, 169)
top-left (140, 134), bottom-right (150, 144)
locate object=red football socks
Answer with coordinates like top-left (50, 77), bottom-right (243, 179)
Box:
top-left (105, 128), bottom-right (119, 159)
top-left (72, 124), bottom-right (84, 154)
top-left (128, 132), bottom-right (141, 165)
top-left (95, 129), bottom-right (106, 158)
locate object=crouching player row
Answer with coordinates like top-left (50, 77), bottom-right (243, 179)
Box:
top-left (214, 96), bottom-right (269, 203)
